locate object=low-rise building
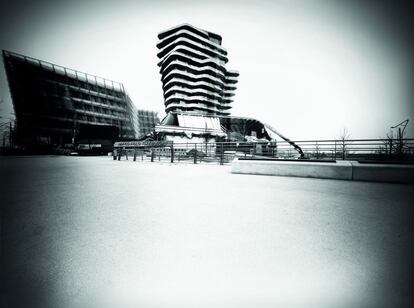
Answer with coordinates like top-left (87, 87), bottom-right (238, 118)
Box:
top-left (2, 50), bottom-right (137, 151)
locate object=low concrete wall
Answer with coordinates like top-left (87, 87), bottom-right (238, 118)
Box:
top-left (351, 162), bottom-right (414, 184)
top-left (231, 159), bottom-right (414, 184)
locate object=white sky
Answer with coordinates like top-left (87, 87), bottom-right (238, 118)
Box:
top-left (0, 0), bottom-right (413, 139)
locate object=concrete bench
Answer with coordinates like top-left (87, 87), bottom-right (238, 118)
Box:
top-left (231, 159), bottom-right (414, 184)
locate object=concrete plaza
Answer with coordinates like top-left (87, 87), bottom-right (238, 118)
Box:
top-left (1, 156), bottom-right (413, 308)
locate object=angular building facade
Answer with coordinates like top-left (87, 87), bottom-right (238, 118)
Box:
top-left (3, 50), bottom-right (137, 150)
top-left (157, 24), bottom-right (239, 116)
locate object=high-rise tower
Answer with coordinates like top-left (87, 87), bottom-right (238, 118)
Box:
top-left (157, 24), bottom-right (239, 116)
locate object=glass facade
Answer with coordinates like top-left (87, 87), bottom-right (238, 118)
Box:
top-left (2, 50), bottom-right (137, 149)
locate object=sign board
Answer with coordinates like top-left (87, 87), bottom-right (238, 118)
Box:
top-left (113, 140), bottom-right (173, 148)
top-left (77, 144), bottom-right (102, 150)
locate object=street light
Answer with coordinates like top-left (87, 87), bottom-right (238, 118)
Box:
top-left (390, 119), bottom-right (409, 154)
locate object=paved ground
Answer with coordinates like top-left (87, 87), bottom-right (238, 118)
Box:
top-left (1, 156), bottom-right (413, 308)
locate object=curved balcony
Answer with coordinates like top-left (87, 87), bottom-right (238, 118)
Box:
top-left (227, 70), bottom-right (240, 76)
top-left (157, 24), bottom-right (238, 117)
top-left (221, 97), bottom-right (234, 104)
top-left (158, 23), bottom-right (222, 44)
top-left (162, 69), bottom-right (225, 88)
top-left (164, 86), bottom-right (222, 101)
top-left (160, 53), bottom-right (227, 76)
top-left (223, 83), bottom-right (237, 90)
top-left (217, 102), bottom-right (232, 109)
top-left (157, 29), bottom-right (227, 56)
top-left (157, 37), bottom-right (228, 63)
top-left (222, 90), bottom-right (235, 97)
top-left (163, 78), bottom-right (223, 94)
top-left (158, 46), bottom-right (208, 66)
top-left (165, 101), bottom-right (221, 114)
top-left (165, 93), bottom-right (222, 108)
top-left (165, 105), bottom-right (230, 117)
top-left (161, 61), bottom-right (226, 83)
top-left (225, 75), bottom-right (239, 84)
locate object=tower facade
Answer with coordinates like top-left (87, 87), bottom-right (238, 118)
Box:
top-left (157, 24), bottom-right (239, 116)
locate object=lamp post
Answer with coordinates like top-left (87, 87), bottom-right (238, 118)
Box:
top-left (390, 119), bottom-right (409, 155)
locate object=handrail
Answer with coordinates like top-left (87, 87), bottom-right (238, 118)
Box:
top-left (112, 138), bottom-right (414, 164)
top-left (262, 123), bottom-right (305, 159)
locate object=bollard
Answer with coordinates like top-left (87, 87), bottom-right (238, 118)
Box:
top-left (151, 150), bottom-right (154, 162)
top-left (133, 148), bottom-right (137, 161)
top-left (170, 145), bottom-right (174, 163)
top-left (389, 139), bottom-right (393, 156)
top-left (125, 148), bottom-right (128, 160)
top-left (194, 145), bottom-right (197, 164)
top-left (220, 144), bottom-right (224, 165)
top-left (118, 149), bottom-right (121, 161)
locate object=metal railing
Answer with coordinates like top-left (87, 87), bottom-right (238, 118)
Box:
top-left (112, 138), bottom-right (414, 165)
top-left (276, 138), bottom-right (414, 161)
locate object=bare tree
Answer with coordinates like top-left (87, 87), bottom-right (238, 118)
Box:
top-left (338, 127), bottom-right (351, 160)
top-left (383, 129), bottom-right (395, 155)
top-left (313, 142), bottom-right (320, 159)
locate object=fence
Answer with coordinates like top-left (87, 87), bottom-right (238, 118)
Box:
top-left (112, 138), bottom-right (414, 165)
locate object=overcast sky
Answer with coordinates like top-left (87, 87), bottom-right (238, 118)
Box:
top-left (0, 0), bottom-right (413, 139)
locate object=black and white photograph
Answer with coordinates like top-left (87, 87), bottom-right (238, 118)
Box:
top-left (1, 1), bottom-right (413, 307)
